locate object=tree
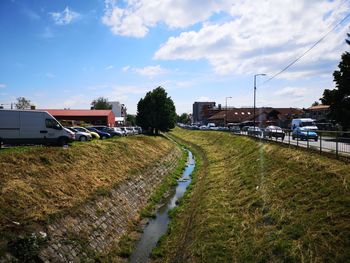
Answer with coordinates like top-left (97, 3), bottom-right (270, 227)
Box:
top-left (15, 97), bottom-right (31, 109)
top-left (126, 114), bottom-right (136, 126)
top-left (177, 113), bottom-right (190, 124)
top-left (311, 101), bottom-right (319, 107)
top-left (321, 33), bottom-right (350, 131)
top-left (136, 86), bottom-right (176, 134)
top-left (91, 97), bottom-right (112, 110)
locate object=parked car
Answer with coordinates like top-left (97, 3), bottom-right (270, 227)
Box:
top-left (85, 127), bottom-right (111, 139)
top-left (119, 127), bottom-right (133, 136)
top-left (292, 127), bottom-right (318, 141)
top-left (73, 126), bottom-right (100, 139)
top-left (0, 109), bottom-right (75, 147)
top-left (242, 126), bottom-right (252, 133)
top-left (247, 126), bottom-right (262, 136)
top-left (66, 127), bottom-right (92, 141)
top-left (230, 125), bottom-right (241, 133)
top-left (113, 127), bottom-right (126, 136)
top-left (89, 126), bottom-right (122, 137)
top-left (135, 126), bottom-right (143, 133)
top-left (264, 126), bottom-right (285, 140)
top-left (126, 127), bottom-right (135, 135)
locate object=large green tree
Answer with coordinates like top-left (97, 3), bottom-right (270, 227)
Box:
top-left (90, 97), bottom-right (112, 110)
top-left (15, 97), bottom-right (31, 109)
top-left (136, 86), bottom-right (176, 134)
top-left (321, 33), bottom-right (350, 131)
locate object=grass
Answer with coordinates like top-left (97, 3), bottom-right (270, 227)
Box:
top-left (0, 135), bottom-right (176, 251)
top-left (152, 127), bottom-right (350, 263)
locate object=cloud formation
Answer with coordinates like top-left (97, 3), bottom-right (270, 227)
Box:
top-left (122, 65), bottom-right (166, 77)
top-left (50, 7), bottom-right (80, 25)
top-left (154, 0), bottom-right (349, 77)
top-left (0, 84), bottom-right (6, 88)
top-left (101, 0), bottom-right (232, 37)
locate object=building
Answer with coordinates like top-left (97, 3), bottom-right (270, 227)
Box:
top-left (110, 101), bottom-right (127, 125)
top-left (304, 105), bottom-right (330, 122)
top-left (43, 109), bottom-right (116, 126)
top-left (208, 107), bottom-right (303, 128)
top-left (192, 101), bottom-right (216, 124)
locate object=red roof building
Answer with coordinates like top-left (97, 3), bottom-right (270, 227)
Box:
top-left (42, 109), bottom-right (116, 126)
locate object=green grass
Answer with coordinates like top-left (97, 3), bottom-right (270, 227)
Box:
top-left (152, 127), bottom-right (350, 263)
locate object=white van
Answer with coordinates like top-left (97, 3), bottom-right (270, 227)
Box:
top-left (0, 110), bottom-right (75, 147)
top-left (291, 118), bottom-right (318, 131)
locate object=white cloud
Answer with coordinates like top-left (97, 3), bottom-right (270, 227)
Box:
top-left (50, 6), bottom-right (80, 25)
top-left (0, 84), bottom-right (6, 88)
top-left (105, 65), bottom-right (115, 70)
top-left (133, 65), bottom-right (166, 77)
top-left (275, 87), bottom-right (307, 97)
top-left (154, 0), bottom-right (349, 78)
top-left (121, 65), bottom-right (166, 77)
top-left (122, 65), bottom-right (130, 72)
top-left (101, 0), bottom-right (232, 37)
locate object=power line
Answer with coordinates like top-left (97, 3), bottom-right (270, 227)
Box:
top-left (262, 11), bottom-right (350, 85)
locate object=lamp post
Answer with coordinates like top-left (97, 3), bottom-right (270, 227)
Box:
top-left (225, 96), bottom-right (232, 127)
top-left (253, 74), bottom-right (266, 128)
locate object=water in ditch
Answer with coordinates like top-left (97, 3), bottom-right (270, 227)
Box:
top-left (129, 150), bottom-right (195, 263)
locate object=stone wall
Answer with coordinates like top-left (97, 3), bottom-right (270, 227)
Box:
top-left (38, 147), bottom-right (182, 262)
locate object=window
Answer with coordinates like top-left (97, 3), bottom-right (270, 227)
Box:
top-left (46, 119), bottom-right (61, 129)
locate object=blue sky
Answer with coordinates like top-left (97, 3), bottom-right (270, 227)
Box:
top-left (0, 0), bottom-right (349, 114)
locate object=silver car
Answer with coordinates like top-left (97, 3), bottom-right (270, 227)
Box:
top-left (67, 127), bottom-right (92, 141)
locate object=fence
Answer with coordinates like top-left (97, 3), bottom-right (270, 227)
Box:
top-left (238, 129), bottom-right (350, 160)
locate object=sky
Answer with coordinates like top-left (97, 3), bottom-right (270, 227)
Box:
top-left (0, 0), bottom-right (349, 114)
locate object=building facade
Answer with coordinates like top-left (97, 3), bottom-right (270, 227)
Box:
top-left (44, 109), bottom-right (116, 126)
top-left (192, 101), bottom-right (216, 124)
top-left (110, 101), bottom-right (127, 125)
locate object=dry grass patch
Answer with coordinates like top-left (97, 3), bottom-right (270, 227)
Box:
top-left (0, 136), bottom-right (175, 242)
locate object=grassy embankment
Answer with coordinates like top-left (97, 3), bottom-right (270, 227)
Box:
top-left (0, 136), bottom-right (176, 249)
top-left (154, 127), bottom-right (350, 262)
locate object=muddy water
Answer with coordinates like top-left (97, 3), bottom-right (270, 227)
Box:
top-left (129, 150), bottom-right (195, 263)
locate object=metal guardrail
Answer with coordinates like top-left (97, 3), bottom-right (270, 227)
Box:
top-left (178, 125), bottom-right (350, 160)
top-left (237, 129), bottom-right (350, 159)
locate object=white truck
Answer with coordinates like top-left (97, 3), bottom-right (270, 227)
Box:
top-left (291, 118), bottom-right (318, 131)
top-left (0, 109), bottom-right (75, 147)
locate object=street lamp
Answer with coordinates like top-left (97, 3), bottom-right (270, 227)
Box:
top-left (253, 74), bottom-right (266, 128)
top-left (225, 96), bottom-right (232, 127)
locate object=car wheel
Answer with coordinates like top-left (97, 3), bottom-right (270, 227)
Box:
top-left (58, 137), bottom-right (68, 146)
top-left (80, 136), bottom-right (87, 142)
top-left (315, 138), bottom-right (318, 142)
top-left (101, 136), bottom-right (107, 140)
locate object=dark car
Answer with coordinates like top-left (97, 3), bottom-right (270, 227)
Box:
top-left (264, 126), bottom-right (285, 140)
top-left (89, 126), bottom-right (122, 137)
top-left (86, 127), bottom-right (111, 139)
top-left (247, 126), bottom-right (262, 136)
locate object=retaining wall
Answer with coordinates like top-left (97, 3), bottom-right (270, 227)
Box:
top-left (38, 146), bottom-right (182, 262)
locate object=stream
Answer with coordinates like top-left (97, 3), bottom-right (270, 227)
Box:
top-left (129, 150), bottom-right (195, 263)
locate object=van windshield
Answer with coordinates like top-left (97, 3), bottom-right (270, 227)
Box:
top-left (300, 121), bottom-right (315, 127)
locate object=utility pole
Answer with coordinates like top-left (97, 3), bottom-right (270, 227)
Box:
top-left (253, 74), bottom-right (266, 128)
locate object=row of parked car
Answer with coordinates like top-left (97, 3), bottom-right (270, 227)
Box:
top-left (0, 109), bottom-right (144, 147)
top-left (65, 126), bottom-right (143, 141)
top-left (178, 120), bottom-right (319, 142)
